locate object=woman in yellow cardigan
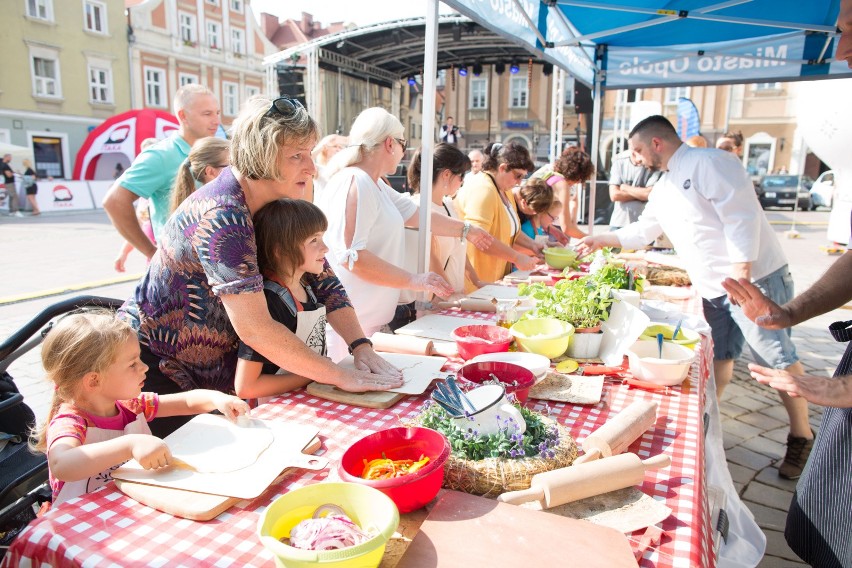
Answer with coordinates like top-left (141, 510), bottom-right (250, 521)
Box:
top-left (454, 142), bottom-right (543, 291)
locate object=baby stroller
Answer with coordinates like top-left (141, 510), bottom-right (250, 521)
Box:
top-left (0, 295), bottom-right (123, 557)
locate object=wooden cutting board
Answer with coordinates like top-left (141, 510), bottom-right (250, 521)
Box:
top-left (305, 382), bottom-right (407, 409)
top-left (112, 416), bottom-right (326, 499)
top-left (114, 437), bottom-right (322, 521)
top-left (396, 490), bottom-right (636, 567)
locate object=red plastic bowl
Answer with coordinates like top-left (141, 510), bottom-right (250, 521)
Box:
top-left (456, 361), bottom-right (536, 403)
top-left (337, 427), bottom-right (450, 513)
top-left (450, 324), bottom-right (513, 361)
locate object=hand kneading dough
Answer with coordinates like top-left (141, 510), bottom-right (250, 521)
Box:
top-left (166, 414), bottom-right (274, 473)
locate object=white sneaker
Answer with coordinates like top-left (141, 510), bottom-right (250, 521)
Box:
top-left (14, 211), bottom-right (24, 217)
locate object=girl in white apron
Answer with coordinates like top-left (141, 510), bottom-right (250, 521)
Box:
top-left (31, 311), bottom-right (249, 507)
top-left (235, 199), bottom-right (329, 403)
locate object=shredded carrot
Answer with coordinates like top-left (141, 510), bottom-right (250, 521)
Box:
top-left (361, 454), bottom-right (430, 480)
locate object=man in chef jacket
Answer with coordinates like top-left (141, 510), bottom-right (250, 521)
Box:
top-left (577, 115), bottom-right (814, 480)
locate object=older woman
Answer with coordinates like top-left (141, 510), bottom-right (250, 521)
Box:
top-left (530, 146), bottom-right (595, 239)
top-left (119, 96), bottom-right (403, 436)
top-left (316, 107), bottom-right (492, 360)
top-left (310, 133), bottom-right (348, 199)
top-left (454, 142), bottom-right (541, 291)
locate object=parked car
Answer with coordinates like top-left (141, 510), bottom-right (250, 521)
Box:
top-left (809, 170), bottom-right (836, 210)
top-left (755, 174), bottom-right (813, 210)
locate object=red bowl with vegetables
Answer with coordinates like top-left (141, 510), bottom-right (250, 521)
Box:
top-left (337, 427), bottom-right (450, 513)
top-left (456, 361), bottom-right (536, 403)
top-left (451, 324), bottom-right (513, 361)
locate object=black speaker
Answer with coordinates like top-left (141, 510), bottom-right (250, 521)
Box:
top-left (574, 83), bottom-right (593, 114)
top-left (276, 69), bottom-right (306, 105)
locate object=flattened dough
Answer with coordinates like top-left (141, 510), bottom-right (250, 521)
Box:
top-left (165, 414), bottom-right (274, 473)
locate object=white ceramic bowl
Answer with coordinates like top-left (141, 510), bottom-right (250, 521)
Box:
top-left (468, 352), bottom-right (551, 382)
top-left (625, 339), bottom-right (696, 386)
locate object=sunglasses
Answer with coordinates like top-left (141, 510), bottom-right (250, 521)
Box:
top-left (264, 96), bottom-right (305, 118)
top-left (394, 138), bottom-right (408, 152)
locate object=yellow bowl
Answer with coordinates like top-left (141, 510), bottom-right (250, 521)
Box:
top-left (257, 482), bottom-right (399, 568)
top-left (509, 318), bottom-right (575, 359)
top-left (543, 247), bottom-right (578, 270)
top-left (639, 323), bottom-right (700, 348)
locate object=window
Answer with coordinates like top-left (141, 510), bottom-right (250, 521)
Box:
top-left (230, 0), bottom-right (242, 11)
top-left (563, 76), bottom-right (575, 106)
top-left (223, 82), bottom-right (238, 116)
top-left (179, 12), bottom-right (196, 44)
top-left (207, 21), bottom-right (221, 49)
top-left (470, 78), bottom-right (487, 109)
top-left (754, 82), bottom-right (781, 91)
top-left (206, 0), bottom-right (219, 5)
top-left (83, 1), bottom-right (107, 34)
top-left (179, 73), bottom-right (198, 86)
top-left (27, 0), bottom-right (52, 20)
top-left (246, 85), bottom-right (260, 99)
top-left (31, 56), bottom-right (60, 98)
top-left (231, 28), bottom-right (244, 55)
top-left (88, 66), bottom-right (112, 103)
top-left (510, 76), bottom-right (528, 108)
top-left (665, 86), bottom-right (690, 104)
top-left (144, 67), bottom-right (165, 107)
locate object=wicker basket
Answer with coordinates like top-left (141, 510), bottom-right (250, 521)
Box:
top-left (441, 421), bottom-right (578, 497)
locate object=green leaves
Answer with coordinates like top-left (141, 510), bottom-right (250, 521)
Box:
top-left (519, 275), bottom-right (612, 329)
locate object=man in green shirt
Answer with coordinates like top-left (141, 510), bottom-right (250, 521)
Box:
top-left (103, 84), bottom-right (220, 257)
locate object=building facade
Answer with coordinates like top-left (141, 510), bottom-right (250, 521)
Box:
top-left (0, 0), bottom-right (131, 178)
top-left (127, 0), bottom-right (277, 127)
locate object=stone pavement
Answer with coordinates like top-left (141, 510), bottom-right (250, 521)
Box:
top-left (0, 209), bottom-right (847, 566)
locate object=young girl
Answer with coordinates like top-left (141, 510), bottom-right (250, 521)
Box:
top-left (235, 199), bottom-right (330, 400)
top-left (169, 136), bottom-right (230, 213)
top-left (32, 311), bottom-right (248, 506)
top-left (538, 199), bottom-right (571, 245)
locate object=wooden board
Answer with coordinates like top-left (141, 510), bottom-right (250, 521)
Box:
top-left (335, 353), bottom-right (448, 395)
top-left (306, 382), bottom-right (407, 409)
top-left (112, 416), bottom-right (326, 499)
top-left (396, 490), bottom-right (636, 567)
top-left (114, 437), bottom-right (322, 521)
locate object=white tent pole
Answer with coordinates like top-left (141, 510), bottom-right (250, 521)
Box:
top-left (550, 66), bottom-right (563, 163)
top-left (418, 0), bottom-right (439, 277)
top-left (588, 59), bottom-right (603, 235)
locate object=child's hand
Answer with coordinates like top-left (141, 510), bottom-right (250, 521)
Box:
top-left (214, 393), bottom-right (250, 422)
top-left (130, 434), bottom-right (172, 469)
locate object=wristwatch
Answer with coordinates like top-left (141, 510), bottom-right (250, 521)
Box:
top-left (348, 337), bottom-right (373, 355)
top-left (460, 221), bottom-right (471, 242)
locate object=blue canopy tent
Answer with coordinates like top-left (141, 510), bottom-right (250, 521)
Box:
top-left (432, 0), bottom-right (850, 232)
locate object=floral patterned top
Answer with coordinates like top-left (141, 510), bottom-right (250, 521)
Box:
top-left (119, 167), bottom-right (351, 393)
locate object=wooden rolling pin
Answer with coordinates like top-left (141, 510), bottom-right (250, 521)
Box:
top-left (435, 298), bottom-right (497, 312)
top-left (370, 332), bottom-right (458, 358)
top-left (573, 400), bottom-right (658, 465)
top-left (497, 453), bottom-right (671, 508)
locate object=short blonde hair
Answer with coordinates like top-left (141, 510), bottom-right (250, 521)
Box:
top-left (173, 84), bottom-right (214, 114)
top-left (325, 107), bottom-right (403, 179)
top-left (230, 95), bottom-right (319, 181)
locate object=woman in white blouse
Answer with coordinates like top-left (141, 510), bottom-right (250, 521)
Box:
top-left (317, 108), bottom-right (491, 360)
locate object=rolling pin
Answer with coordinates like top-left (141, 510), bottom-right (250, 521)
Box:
top-left (370, 332), bottom-right (435, 356)
top-left (573, 400), bottom-right (658, 465)
top-left (436, 298), bottom-right (497, 312)
top-left (497, 453), bottom-right (671, 508)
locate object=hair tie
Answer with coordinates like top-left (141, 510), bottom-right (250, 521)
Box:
top-left (183, 158), bottom-right (191, 169)
top-left (490, 142), bottom-right (503, 157)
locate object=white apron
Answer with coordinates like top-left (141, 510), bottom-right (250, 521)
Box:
top-left (53, 412), bottom-right (151, 507)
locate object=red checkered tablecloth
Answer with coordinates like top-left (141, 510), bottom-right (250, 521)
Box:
top-left (4, 293), bottom-right (713, 568)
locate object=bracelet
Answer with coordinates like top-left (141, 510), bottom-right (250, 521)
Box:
top-left (348, 337), bottom-right (373, 355)
top-left (460, 221), bottom-right (471, 242)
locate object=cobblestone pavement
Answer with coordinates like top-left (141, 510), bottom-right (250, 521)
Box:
top-left (1, 209), bottom-right (846, 566)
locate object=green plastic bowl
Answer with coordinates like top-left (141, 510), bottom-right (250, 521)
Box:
top-left (543, 247), bottom-right (578, 270)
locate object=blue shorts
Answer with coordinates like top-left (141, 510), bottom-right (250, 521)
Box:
top-left (702, 265), bottom-right (798, 369)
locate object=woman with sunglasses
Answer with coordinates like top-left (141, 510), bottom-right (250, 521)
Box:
top-left (317, 107), bottom-right (493, 361)
top-left (454, 141), bottom-right (542, 292)
top-left (117, 96), bottom-right (404, 437)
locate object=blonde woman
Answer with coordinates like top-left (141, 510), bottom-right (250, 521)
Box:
top-left (169, 136), bottom-right (230, 213)
top-left (308, 133), bottom-right (347, 200)
top-left (21, 159), bottom-right (40, 215)
top-left (316, 107), bottom-right (492, 360)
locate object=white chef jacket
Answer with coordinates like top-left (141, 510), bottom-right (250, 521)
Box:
top-left (615, 144), bottom-right (787, 299)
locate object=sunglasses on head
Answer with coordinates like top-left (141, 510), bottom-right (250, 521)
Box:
top-left (264, 96), bottom-right (305, 118)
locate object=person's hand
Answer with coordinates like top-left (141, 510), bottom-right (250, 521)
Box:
top-left (114, 253), bottom-right (128, 273)
top-left (352, 346), bottom-right (404, 380)
top-left (530, 240), bottom-right (545, 257)
top-left (514, 253), bottom-right (537, 271)
top-left (575, 236), bottom-right (606, 258)
top-left (212, 393), bottom-right (250, 421)
top-left (546, 226), bottom-right (570, 246)
top-left (748, 363), bottom-right (849, 407)
top-left (466, 225), bottom-right (493, 251)
top-left (129, 434), bottom-right (172, 469)
top-left (410, 272), bottom-right (454, 298)
top-left (721, 277), bottom-right (791, 329)
top-left (336, 367), bottom-right (405, 393)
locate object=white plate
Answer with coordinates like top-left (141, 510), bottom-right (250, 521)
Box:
top-left (640, 299), bottom-right (682, 320)
top-left (468, 352), bottom-right (551, 381)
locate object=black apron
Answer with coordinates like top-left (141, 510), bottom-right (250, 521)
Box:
top-left (785, 320), bottom-right (852, 567)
